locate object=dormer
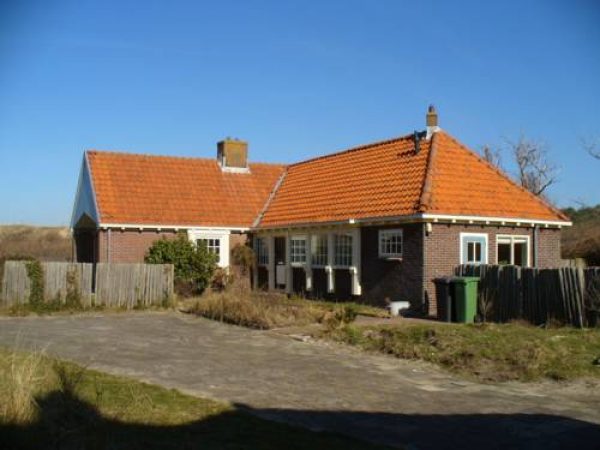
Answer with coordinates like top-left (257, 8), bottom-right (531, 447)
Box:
top-left (217, 138), bottom-right (250, 173)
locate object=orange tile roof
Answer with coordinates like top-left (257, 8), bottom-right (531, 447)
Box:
top-left (423, 132), bottom-right (569, 222)
top-left (257, 136), bottom-right (431, 227)
top-left (87, 151), bottom-right (284, 227)
top-left (256, 130), bottom-right (568, 228)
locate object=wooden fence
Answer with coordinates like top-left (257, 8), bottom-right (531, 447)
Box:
top-left (456, 264), bottom-right (600, 327)
top-left (1, 261), bottom-right (174, 308)
top-left (94, 263), bottom-right (174, 308)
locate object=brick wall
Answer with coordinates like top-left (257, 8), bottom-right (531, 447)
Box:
top-left (423, 223), bottom-right (563, 316)
top-left (537, 227), bottom-right (562, 268)
top-left (97, 229), bottom-right (179, 263)
top-left (95, 229), bottom-right (249, 264)
top-left (360, 224), bottom-right (425, 309)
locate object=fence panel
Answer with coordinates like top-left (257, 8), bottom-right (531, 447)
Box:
top-left (94, 263), bottom-right (174, 308)
top-left (1, 261), bottom-right (171, 308)
top-left (456, 264), bottom-right (600, 327)
top-left (1, 261), bottom-right (93, 306)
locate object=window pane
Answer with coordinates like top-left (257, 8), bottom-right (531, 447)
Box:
top-left (468, 242), bottom-right (474, 262)
top-left (475, 243), bottom-right (481, 262)
top-left (334, 234), bottom-right (352, 266)
top-left (497, 243), bottom-right (511, 265)
top-left (311, 235), bottom-right (328, 266)
top-left (514, 242), bottom-right (527, 266)
top-left (291, 237), bottom-right (307, 263)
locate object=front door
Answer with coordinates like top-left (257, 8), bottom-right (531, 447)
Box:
top-left (274, 236), bottom-right (286, 288)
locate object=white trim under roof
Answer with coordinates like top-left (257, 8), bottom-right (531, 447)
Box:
top-left (253, 212), bottom-right (571, 231)
top-left (99, 223), bottom-right (250, 232)
top-left (420, 213), bottom-right (571, 228)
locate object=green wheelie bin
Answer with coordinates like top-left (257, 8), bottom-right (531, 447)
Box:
top-left (451, 277), bottom-right (479, 323)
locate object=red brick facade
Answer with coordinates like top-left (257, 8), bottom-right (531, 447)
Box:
top-left (350, 223), bottom-right (562, 317)
top-left (85, 229), bottom-right (249, 264)
top-left (96, 229), bottom-right (179, 263)
top-left (422, 223), bottom-right (562, 316)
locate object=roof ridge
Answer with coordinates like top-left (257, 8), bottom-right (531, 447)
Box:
top-left (252, 169), bottom-right (288, 228)
top-left (437, 131), bottom-right (569, 221)
top-left (85, 149), bottom-right (284, 167)
top-left (287, 133), bottom-right (416, 168)
top-left (417, 132), bottom-right (439, 213)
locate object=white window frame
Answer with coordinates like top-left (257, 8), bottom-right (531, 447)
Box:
top-left (311, 234), bottom-right (328, 267)
top-left (459, 232), bottom-right (488, 265)
top-left (378, 228), bottom-right (403, 259)
top-left (290, 235), bottom-right (308, 266)
top-left (334, 233), bottom-right (353, 268)
top-left (197, 237), bottom-right (221, 262)
top-left (496, 235), bottom-right (530, 267)
top-left (255, 237), bottom-right (268, 266)
top-left (187, 229), bottom-right (230, 268)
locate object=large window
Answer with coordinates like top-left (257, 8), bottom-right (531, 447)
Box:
top-left (460, 233), bottom-right (488, 265)
top-left (379, 229), bottom-right (403, 258)
top-left (497, 235), bottom-right (529, 266)
top-left (256, 237), bottom-right (268, 265)
top-left (311, 234), bottom-right (328, 266)
top-left (334, 233), bottom-right (353, 267)
top-left (290, 236), bottom-right (307, 264)
top-left (197, 238), bottom-right (221, 263)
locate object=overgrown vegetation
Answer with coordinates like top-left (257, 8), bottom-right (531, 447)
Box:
top-left (145, 233), bottom-right (217, 297)
top-left (324, 322), bottom-right (600, 382)
top-left (185, 287), bottom-right (386, 330)
top-left (562, 204), bottom-right (600, 266)
top-left (0, 348), bottom-right (384, 450)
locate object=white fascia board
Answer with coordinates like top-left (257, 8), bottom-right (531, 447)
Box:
top-left (420, 214), bottom-right (572, 227)
top-left (252, 212), bottom-right (571, 232)
top-left (70, 154), bottom-right (100, 229)
top-left (99, 223), bottom-right (250, 232)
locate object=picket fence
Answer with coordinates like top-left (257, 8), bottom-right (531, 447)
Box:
top-left (456, 264), bottom-right (600, 327)
top-left (1, 261), bottom-right (174, 308)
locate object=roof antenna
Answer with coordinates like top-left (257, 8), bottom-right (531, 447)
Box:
top-left (414, 130), bottom-right (426, 154)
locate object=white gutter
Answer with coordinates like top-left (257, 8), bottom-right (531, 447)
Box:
top-left (252, 212), bottom-right (571, 231)
top-left (99, 223), bottom-right (250, 232)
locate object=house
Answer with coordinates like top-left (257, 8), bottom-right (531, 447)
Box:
top-left (72, 106), bottom-right (571, 316)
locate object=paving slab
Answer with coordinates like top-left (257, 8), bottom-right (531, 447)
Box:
top-left (0, 312), bottom-right (599, 449)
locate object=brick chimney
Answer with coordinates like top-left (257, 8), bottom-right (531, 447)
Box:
top-left (217, 138), bottom-right (249, 172)
top-left (426, 105), bottom-right (440, 140)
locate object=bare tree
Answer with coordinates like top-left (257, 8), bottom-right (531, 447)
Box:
top-left (581, 136), bottom-right (600, 160)
top-left (480, 144), bottom-right (503, 170)
top-left (505, 135), bottom-right (558, 197)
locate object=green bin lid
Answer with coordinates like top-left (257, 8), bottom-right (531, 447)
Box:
top-left (452, 276), bottom-right (480, 284)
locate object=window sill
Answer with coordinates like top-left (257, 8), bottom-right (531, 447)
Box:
top-left (380, 256), bottom-right (403, 261)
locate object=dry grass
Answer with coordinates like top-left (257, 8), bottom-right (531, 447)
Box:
top-left (0, 348), bottom-right (47, 424)
top-left (324, 321), bottom-right (600, 382)
top-left (0, 225), bottom-right (71, 262)
top-left (186, 290), bottom-right (328, 329)
top-left (184, 286), bottom-right (387, 330)
top-left (0, 347), bottom-right (386, 449)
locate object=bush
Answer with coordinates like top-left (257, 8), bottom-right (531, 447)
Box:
top-left (145, 233), bottom-right (217, 296)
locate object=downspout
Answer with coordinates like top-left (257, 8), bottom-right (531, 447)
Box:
top-left (532, 225), bottom-right (539, 267)
top-left (107, 228), bottom-right (112, 263)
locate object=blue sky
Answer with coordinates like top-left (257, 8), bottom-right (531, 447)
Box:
top-left (1, 0), bottom-right (599, 225)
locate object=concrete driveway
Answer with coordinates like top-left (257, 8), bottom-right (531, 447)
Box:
top-left (0, 312), bottom-right (599, 449)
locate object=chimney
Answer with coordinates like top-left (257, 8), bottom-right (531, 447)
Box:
top-left (217, 138), bottom-right (249, 172)
top-left (426, 104), bottom-right (440, 140)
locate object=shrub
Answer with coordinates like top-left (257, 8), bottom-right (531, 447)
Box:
top-left (145, 233), bottom-right (217, 296)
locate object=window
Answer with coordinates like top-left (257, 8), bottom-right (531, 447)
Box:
top-left (197, 238), bottom-right (221, 263)
top-left (311, 234), bottom-right (328, 266)
top-left (290, 236), bottom-right (307, 264)
top-left (256, 237), bottom-right (268, 265)
top-left (460, 233), bottom-right (488, 265)
top-left (334, 233), bottom-right (353, 267)
top-left (379, 229), bottom-right (403, 258)
top-left (497, 236), bottom-right (529, 266)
